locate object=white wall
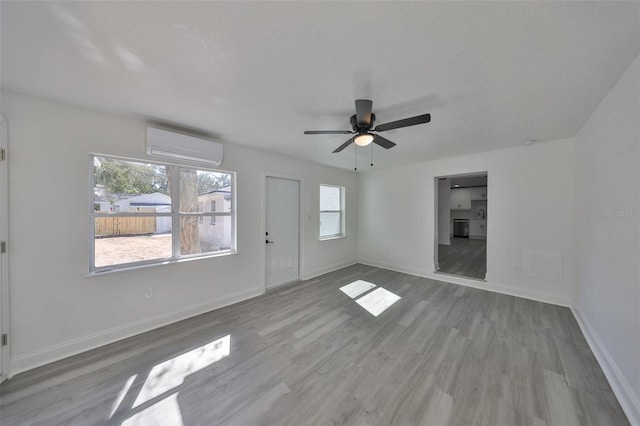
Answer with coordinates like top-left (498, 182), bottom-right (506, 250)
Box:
top-left (1, 91), bottom-right (358, 373)
top-left (437, 179), bottom-right (450, 246)
top-left (573, 54), bottom-right (640, 425)
top-left (358, 138), bottom-right (576, 306)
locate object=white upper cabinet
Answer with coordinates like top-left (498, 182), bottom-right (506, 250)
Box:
top-left (470, 186), bottom-right (488, 200)
top-left (450, 188), bottom-right (471, 210)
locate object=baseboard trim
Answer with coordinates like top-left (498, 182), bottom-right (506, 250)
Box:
top-left (571, 306), bottom-right (640, 426)
top-left (482, 280), bottom-right (570, 307)
top-left (10, 260), bottom-right (359, 375)
top-left (357, 259), bottom-right (432, 280)
top-left (11, 286), bottom-right (264, 375)
top-left (303, 260), bottom-right (358, 281)
top-left (357, 259), bottom-right (570, 307)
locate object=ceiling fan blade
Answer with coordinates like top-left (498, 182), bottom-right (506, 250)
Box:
top-left (373, 134), bottom-right (396, 149)
top-left (355, 99), bottom-right (373, 126)
top-left (304, 130), bottom-right (353, 135)
top-left (333, 138), bottom-right (353, 153)
top-left (374, 114), bottom-right (431, 132)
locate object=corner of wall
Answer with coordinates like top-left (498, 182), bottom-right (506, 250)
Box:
top-left (357, 258), bottom-right (571, 307)
top-left (571, 304), bottom-right (640, 426)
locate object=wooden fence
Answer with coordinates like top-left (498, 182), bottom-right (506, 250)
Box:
top-left (95, 215), bottom-right (156, 237)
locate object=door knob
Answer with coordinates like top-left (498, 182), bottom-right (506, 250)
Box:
top-left (266, 240), bottom-right (274, 244)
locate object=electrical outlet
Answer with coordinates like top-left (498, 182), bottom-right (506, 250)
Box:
top-left (514, 265), bottom-right (522, 274)
top-left (145, 287), bottom-right (154, 299)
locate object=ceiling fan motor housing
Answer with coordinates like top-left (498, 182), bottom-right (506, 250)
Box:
top-left (350, 114), bottom-right (375, 132)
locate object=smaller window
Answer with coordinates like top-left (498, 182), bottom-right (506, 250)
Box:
top-left (210, 200), bottom-right (216, 225)
top-left (319, 185), bottom-right (345, 239)
top-left (198, 202), bottom-right (204, 223)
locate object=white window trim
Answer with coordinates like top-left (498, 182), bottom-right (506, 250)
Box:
top-left (210, 200), bottom-right (216, 225)
top-left (319, 184), bottom-right (345, 240)
top-left (89, 154), bottom-right (236, 273)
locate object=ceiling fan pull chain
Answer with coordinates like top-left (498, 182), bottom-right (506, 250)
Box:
top-left (370, 143), bottom-right (373, 167)
top-left (354, 143), bottom-right (357, 171)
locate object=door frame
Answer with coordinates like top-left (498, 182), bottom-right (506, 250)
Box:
top-left (0, 115), bottom-right (10, 381)
top-left (262, 172), bottom-right (304, 291)
top-left (433, 171), bottom-right (489, 280)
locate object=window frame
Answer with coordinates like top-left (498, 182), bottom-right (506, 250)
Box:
top-left (210, 200), bottom-right (216, 225)
top-left (319, 184), bottom-right (345, 240)
top-left (89, 154), bottom-right (236, 273)
top-left (198, 202), bottom-right (204, 224)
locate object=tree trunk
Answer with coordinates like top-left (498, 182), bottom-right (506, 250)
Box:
top-left (180, 170), bottom-right (201, 254)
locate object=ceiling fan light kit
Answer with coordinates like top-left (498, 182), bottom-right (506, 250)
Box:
top-left (354, 133), bottom-right (374, 146)
top-left (304, 99), bottom-right (431, 155)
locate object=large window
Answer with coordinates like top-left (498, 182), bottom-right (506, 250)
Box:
top-left (91, 155), bottom-right (235, 272)
top-left (319, 184), bottom-right (345, 239)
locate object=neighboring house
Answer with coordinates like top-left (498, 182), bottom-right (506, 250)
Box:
top-left (198, 187), bottom-right (232, 250)
top-left (93, 201), bottom-right (113, 212)
top-left (94, 190), bottom-right (230, 246)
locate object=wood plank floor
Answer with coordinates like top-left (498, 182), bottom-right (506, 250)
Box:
top-left (0, 264), bottom-right (628, 425)
top-left (438, 237), bottom-right (487, 279)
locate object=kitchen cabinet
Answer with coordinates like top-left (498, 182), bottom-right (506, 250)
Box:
top-left (470, 186), bottom-right (488, 200)
top-left (469, 219), bottom-right (487, 238)
top-left (450, 188), bottom-right (471, 210)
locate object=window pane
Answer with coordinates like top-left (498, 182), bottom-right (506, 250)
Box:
top-left (320, 212), bottom-right (341, 237)
top-left (180, 169), bottom-right (232, 213)
top-left (91, 155), bottom-right (237, 272)
top-left (93, 156), bottom-right (170, 212)
top-left (94, 217), bottom-right (172, 267)
top-left (181, 215), bottom-right (232, 255)
top-left (320, 185), bottom-right (341, 210)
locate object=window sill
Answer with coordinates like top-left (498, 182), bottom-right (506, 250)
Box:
top-left (86, 250), bottom-right (237, 277)
top-left (319, 235), bottom-right (346, 241)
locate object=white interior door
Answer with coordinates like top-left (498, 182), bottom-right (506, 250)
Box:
top-left (265, 177), bottom-right (300, 289)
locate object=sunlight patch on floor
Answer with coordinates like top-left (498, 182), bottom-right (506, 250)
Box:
top-left (133, 335), bottom-right (230, 408)
top-left (110, 374), bottom-right (137, 419)
top-left (356, 287), bottom-right (401, 317)
top-left (340, 280), bottom-right (401, 317)
top-left (339, 280), bottom-right (376, 298)
top-left (123, 393), bottom-right (184, 426)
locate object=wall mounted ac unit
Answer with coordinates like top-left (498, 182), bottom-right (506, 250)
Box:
top-left (146, 127), bottom-right (223, 166)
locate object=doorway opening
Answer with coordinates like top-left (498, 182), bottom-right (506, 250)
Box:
top-left (435, 172), bottom-right (487, 280)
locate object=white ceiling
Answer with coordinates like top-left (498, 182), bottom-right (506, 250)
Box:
top-left (2, 1), bottom-right (639, 171)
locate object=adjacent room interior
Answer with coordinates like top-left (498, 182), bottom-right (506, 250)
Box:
top-left (436, 173), bottom-right (488, 280)
top-left (0, 2), bottom-right (639, 425)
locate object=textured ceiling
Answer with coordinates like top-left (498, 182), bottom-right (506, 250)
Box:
top-left (2, 1), bottom-right (639, 171)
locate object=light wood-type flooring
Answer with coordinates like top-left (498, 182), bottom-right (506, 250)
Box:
top-left (0, 264), bottom-right (628, 425)
top-left (438, 237), bottom-right (487, 280)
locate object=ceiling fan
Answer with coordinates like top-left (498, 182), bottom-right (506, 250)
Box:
top-left (304, 99), bottom-right (431, 153)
